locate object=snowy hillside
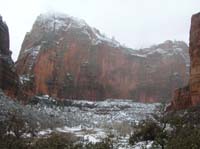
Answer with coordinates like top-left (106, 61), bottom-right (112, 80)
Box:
top-left (0, 90), bottom-right (160, 148)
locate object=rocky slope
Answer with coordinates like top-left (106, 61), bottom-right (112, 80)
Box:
top-left (169, 12), bottom-right (200, 110)
top-left (16, 13), bottom-right (189, 102)
top-left (0, 15), bottom-right (18, 97)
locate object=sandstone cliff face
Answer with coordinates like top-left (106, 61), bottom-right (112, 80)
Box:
top-left (189, 12), bottom-right (200, 105)
top-left (169, 12), bottom-right (200, 110)
top-left (0, 15), bottom-right (18, 97)
top-left (16, 13), bottom-right (189, 102)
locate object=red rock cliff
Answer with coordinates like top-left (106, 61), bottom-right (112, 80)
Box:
top-left (169, 12), bottom-right (200, 110)
top-left (189, 12), bottom-right (200, 105)
top-left (16, 13), bottom-right (189, 102)
top-left (0, 15), bottom-right (18, 97)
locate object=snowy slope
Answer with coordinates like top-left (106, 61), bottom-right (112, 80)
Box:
top-left (24, 95), bottom-right (160, 148)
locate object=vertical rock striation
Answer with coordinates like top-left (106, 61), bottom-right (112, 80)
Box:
top-left (189, 12), bottom-right (200, 105)
top-left (169, 12), bottom-right (200, 110)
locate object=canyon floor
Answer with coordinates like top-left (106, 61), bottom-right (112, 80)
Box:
top-left (0, 91), bottom-right (160, 148)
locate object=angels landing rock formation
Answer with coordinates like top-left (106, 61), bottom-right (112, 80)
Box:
top-left (16, 13), bottom-right (189, 102)
top-left (0, 15), bottom-right (18, 97)
top-left (169, 12), bottom-right (200, 110)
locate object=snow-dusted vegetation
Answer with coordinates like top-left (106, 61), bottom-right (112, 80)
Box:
top-left (0, 91), bottom-right (160, 148)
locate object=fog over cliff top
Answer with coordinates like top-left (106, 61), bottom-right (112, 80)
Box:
top-left (0, 0), bottom-right (199, 61)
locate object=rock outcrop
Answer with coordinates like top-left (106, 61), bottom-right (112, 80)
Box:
top-left (16, 13), bottom-right (189, 102)
top-left (189, 12), bottom-right (200, 106)
top-left (169, 12), bottom-right (200, 110)
top-left (0, 15), bottom-right (18, 97)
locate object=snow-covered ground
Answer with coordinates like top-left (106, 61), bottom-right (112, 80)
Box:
top-left (0, 90), bottom-right (160, 148)
top-left (26, 96), bottom-right (160, 148)
top-left (28, 97), bottom-right (159, 127)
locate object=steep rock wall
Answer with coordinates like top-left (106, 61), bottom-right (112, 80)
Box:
top-left (0, 15), bottom-right (18, 97)
top-left (169, 12), bottom-right (200, 110)
top-left (16, 13), bottom-right (189, 102)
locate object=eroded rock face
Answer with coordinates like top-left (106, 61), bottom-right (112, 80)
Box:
top-left (16, 13), bottom-right (189, 102)
top-left (189, 12), bottom-right (200, 105)
top-left (169, 12), bottom-right (200, 110)
top-left (0, 15), bottom-right (18, 97)
top-left (167, 86), bottom-right (191, 110)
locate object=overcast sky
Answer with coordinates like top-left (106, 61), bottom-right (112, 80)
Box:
top-left (0, 0), bottom-right (200, 61)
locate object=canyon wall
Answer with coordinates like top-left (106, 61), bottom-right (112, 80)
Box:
top-left (16, 13), bottom-right (189, 102)
top-left (189, 12), bottom-right (200, 106)
top-left (0, 15), bottom-right (18, 97)
top-left (169, 12), bottom-right (200, 110)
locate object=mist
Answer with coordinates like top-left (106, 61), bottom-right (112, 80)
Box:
top-left (0, 0), bottom-right (200, 61)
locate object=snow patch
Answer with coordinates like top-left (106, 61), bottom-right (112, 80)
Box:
top-left (133, 141), bottom-right (154, 149)
top-left (37, 12), bottom-right (88, 32)
top-left (19, 74), bottom-right (32, 84)
top-left (91, 28), bottom-right (120, 47)
top-left (84, 135), bottom-right (100, 143)
top-left (38, 129), bottom-right (52, 136)
top-left (81, 28), bottom-right (92, 40)
top-left (23, 45), bottom-right (41, 56)
top-left (22, 45), bottom-right (41, 70)
top-left (131, 53), bottom-right (147, 58)
top-left (36, 12), bottom-right (122, 48)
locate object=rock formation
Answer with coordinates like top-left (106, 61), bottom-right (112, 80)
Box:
top-left (16, 13), bottom-right (189, 102)
top-left (169, 12), bottom-right (200, 110)
top-left (189, 12), bottom-right (200, 106)
top-left (0, 15), bottom-right (18, 97)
